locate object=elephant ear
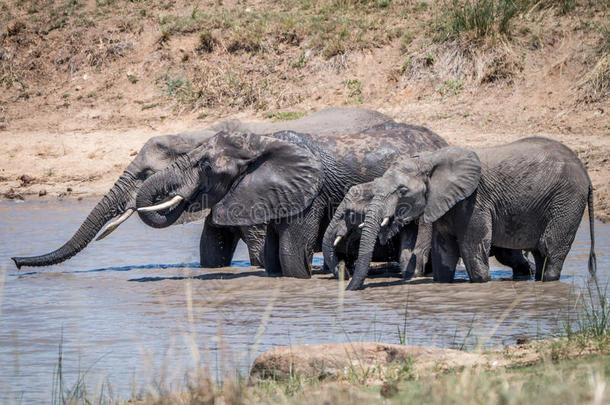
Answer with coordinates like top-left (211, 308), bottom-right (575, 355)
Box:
top-left (422, 147), bottom-right (481, 224)
top-left (212, 132), bottom-right (323, 226)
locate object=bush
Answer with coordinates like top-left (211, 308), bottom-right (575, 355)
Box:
top-left (434, 0), bottom-right (524, 41)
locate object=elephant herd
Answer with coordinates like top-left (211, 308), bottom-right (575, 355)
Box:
top-left (12, 107), bottom-right (597, 290)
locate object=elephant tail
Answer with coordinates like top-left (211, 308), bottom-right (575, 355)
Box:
top-left (587, 184), bottom-right (597, 276)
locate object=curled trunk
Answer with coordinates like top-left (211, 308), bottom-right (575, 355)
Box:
top-left (11, 174), bottom-right (134, 269)
top-left (136, 159), bottom-right (193, 228)
top-left (346, 200), bottom-right (383, 290)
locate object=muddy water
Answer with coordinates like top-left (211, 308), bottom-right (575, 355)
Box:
top-left (0, 200), bottom-right (608, 403)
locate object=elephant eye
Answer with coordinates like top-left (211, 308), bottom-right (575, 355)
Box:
top-left (398, 186), bottom-right (409, 196)
top-left (198, 161), bottom-right (212, 174)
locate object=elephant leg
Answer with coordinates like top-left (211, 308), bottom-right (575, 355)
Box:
top-left (398, 223), bottom-right (418, 279)
top-left (277, 223), bottom-right (314, 278)
top-left (534, 223), bottom-right (577, 282)
top-left (263, 225), bottom-right (283, 276)
top-left (457, 217), bottom-right (492, 282)
top-left (199, 216), bottom-right (240, 268)
top-left (431, 228), bottom-right (460, 283)
top-left (412, 220), bottom-right (432, 277)
top-left (277, 202), bottom-right (325, 279)
top-left (533, 247), bottom-right (567, 281)
top-left (239, 224), bottom-right (267, 267)
top-left (532, 249), bottom-right (546, 281)
top-left (460, 239), bottom-right (492, 282)
top-left (492, 247), bottom-right (533, 280)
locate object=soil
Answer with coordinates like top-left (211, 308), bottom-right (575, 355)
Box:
top-left (0, 1), bottom-right (608, 220)
top-left (249, 339), bottom-right (610, 384)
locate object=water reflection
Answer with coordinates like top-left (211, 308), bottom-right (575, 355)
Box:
top-left (0, 200), bottom-right (607, 403)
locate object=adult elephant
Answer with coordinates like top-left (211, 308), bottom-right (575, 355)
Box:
top-left (335, 138), bottom-right (592, 290)
top-left (12, 107), bottom-right (393, 269)
top-left (135, 122), bottom-right (448, 278)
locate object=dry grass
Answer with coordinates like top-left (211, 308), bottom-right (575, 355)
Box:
top-left (0, 0), bottom-right (608, 114)
top-left (578, 53), bottom-right (610, 103)
top-left (400, 38), bottom-right (522, 90)
top-left (0, 0), bottom-right (608, 219)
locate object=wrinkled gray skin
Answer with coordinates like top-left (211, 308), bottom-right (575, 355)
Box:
top-left (344, 137), bottom-right (596, 290)
top-left (135, 122), bottom-right (448, 279)
top-left (324, 183), bottom-right (534, 285)
top-left (323, 181), bottom-right (433, 280)
top-left (12, 107), bottom-right (393, 269)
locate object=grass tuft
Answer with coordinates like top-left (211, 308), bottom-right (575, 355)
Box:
top-left (264, 111), bottom-right (306, 121)
top-left (578, 54), bottom-right (610, 103)
top-left (433, 0), bottom-right (525, 42)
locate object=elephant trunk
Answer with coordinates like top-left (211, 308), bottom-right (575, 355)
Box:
top-left (345, 199), bottom-right (384, 290)
top-left (322, 200), bottom-right (348, 277)
top-left (136, 157), bottom-right (193, 228)
top-left (11, 174), bottom-right (135, 269)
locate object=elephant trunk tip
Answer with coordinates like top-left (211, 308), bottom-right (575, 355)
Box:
top-left (11, 257), bottom-right (22, 270)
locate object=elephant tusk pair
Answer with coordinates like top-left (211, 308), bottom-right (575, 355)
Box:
top-left (357, 217), bottom-right (389, 229)
top-left (96, 209), bottom-right (135, 241)
top-left (137, 195), bottom-right (184, 213)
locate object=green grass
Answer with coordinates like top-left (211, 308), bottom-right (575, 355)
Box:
top-left (433, 0), bottom-right (524, 42)
top-left (264, 111), bottom-right (307, 121)
top-left (155, 1), bottom-right (408, 58)
top-left (156, 72), bottom-right (194, 103)
top-left (385, 354), bottom-right (610, 404)
top-left (432, 0), bottom-right (589, 42)
top-left (344, 78), bottom-right (363, 104)
top-left (440, 79), bottom-right (464, 96)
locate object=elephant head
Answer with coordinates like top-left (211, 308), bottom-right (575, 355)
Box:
top-left (345, 147), bottom-right (481, 290)
top-left (136, 131), bottom-right (324, 230)
top-left (11, 131), bottom-right (214, 269)
top-left (322, 182), bottom-right (375, 278)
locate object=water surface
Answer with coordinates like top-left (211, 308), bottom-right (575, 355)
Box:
top-left (0, 200), bottom-right (607, 403)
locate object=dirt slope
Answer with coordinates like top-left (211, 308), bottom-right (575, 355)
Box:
top-left (0, 0), bottom-right (608, 219)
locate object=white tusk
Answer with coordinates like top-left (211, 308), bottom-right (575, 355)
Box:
top-left (358, 222), bottom-right (365, 229)
top-left (381, 217), bottom-right (390, 227)
top-left (96, 209), bottom-right (134, 241)
top-left (138, 195), bottom-right (184, 212)
top-left (333, 236), bottom-right (343, 247)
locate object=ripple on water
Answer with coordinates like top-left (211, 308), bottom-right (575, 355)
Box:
top-left (0, 200), bottom-right (607, 403)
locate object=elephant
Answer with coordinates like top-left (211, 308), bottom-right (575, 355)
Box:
top-left (341, 137), bottom-right (596, 290)
top-left (11, 107), bottom-right (394, 269)
top-left (323, 181), bottom-right (433, 280)
top-left (323, 181), bottom-right (534, 283)
top-left (134, 122), bottom-right (449, 279)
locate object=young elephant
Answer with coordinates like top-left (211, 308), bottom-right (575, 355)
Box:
top-left (324, 183), bottom-right (533, 283)
top-left (344, 137), bottom-right (596, 290)
top-left (323, 181), bottom-right (433, 280)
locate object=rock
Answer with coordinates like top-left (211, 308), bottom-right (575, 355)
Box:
top-left (18, 174), bottom-right (35, 186)
top-left (380, 381), bottom-right (398, 398)
top-left (66, 187), bottom-right (72, 193)
top-left (38, 189), bottom-right (47, 196)
top-left (4, 188), bottom-right (24, 201)
top-left (249, 342), bottom-right (487, 382)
